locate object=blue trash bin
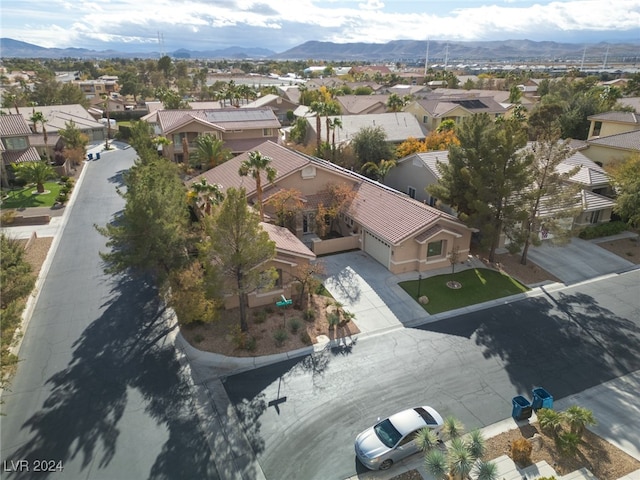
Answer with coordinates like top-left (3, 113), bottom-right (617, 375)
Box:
top-left (96, 152), bottom-right (101, 160)
top-left (512, 395), bottom-right (532, 421)
top-left (88, 153), bottom-right (93, 160)
top-left (531, 387), bottom-right (553, 410)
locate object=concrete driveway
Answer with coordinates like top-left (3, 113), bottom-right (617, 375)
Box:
top-left (526, 237), bottom-right (636, 284)
top-left (321, 251), bottom-right (425, 333)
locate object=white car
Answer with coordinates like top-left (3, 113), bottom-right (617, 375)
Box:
top-left (355, 406), bottom-right (444, 470)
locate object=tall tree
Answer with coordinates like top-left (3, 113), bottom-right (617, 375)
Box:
top-left (606, 153), bottom-right (640, 228)
top-left (386, 93), bottom-right (405, 112)
top-left (265, 187), bottom-right (304, 233)
top-left (310, 101), bottom-right (327, 151)
top-left (58, 120), bottom-right (89, 167)
top-left (191, 134), bottom-right (231, 170)
top-left (96, 157), bottom-right (191, 283)
top-left (238, 151), bottom-right (277, 222)
top-left (351, 125), bottom-right (395, 168)
top-left (360, 159), bottom-right (397, 182)
top-left (429, 114), bottom-right (531, 262)
top-left (203, 187), bottom-right (277, 332)
top-left (30, 110), bottom-right (48, 160)
top-left (189, 178), bottom-right (225, 216)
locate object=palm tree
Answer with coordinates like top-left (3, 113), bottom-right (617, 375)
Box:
top-left (563, 405), bottom-right (596, 438)
top-left (329, 117), bottom-right (342, 153)
top-left (360, 159), bottom-right (397, 182)
top-left (448, 438), bottom-right (474, 480)
top-left (238, 151), bottom-right (277, 222)
top-left (324, 102), bottom-right (341, 145)
top-left (475, 460), bottom-right (499, 480)
top-left (424, 449), bottom-right (448, 480)
top-left (189, 178), bottom-right (224, 215)
top-left (192, 134), bottom-right (231, 170)
top-left (30, 110), bottom-right (49, 160)
top-left (415, 427), bottom-right (439, 452)
top-left (309, 101), bottom-right (327, 151)
top-left (12, 160), bottom-right (56, 193)
top-left (386, 93), bottom-right (404, 112)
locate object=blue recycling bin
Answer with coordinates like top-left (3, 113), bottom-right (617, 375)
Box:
top-left (531, 387), bottom-right (553, 410)
top-left (88, 153), bottom-right (93, 160)
top-left (96, 152), bottom-right (101, 160)
top-left (512, 395), bottom-right (532, 421)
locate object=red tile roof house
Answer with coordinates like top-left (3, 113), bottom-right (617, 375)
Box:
top-left (153, 107), bottom-right (282, 162)
top-left (188, 140), bottom-right (473, 275)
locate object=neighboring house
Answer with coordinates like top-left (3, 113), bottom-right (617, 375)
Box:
top-left (305, 112), bottom-right (427, 147)
top-left (335, 95), bottom-right (390, 115)
top-left (583, 130), bottom-right (640, 167)
top-left (242, 94), bottom-right (298, 125)
top-left (189, 140), bottom-right (473, 275)
top-left (73, 78), bottom-right (119, 99)
top-left (384, 150), bottom-right (454, 212)
top-left (350, 65), bottom-right (392, 77)
top-left (387, 147), bottom-right (616, 244)
top-left (587, 111), bottom-right (640, 139)
top-left (223, 222), bottom-right (317, 309)
top-left (1, 104), bottom-right (107, 151)
top-left (404, 94), bottom-right (508, 132)
top-left (0, 114), bottom-right (42, 186)
top-left (154, 108), bottom-right (282, 161)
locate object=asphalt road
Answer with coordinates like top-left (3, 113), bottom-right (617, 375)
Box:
top-left (222, 271), bottom-right (640, 480)
top-left (1, 149), bottom-right (219, 480)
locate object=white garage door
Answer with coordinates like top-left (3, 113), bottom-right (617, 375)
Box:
top-left (364, 230), bottom-right (390, 269)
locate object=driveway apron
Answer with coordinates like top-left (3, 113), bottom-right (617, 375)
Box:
top-left (526, 237), bottom-right (635, 284)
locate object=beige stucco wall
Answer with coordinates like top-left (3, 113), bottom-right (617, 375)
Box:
top-left (311, 234), bottom-right (359, 255)
top-left (582, 145), bottom-right (636, 167)
top-left (588, 121), bottom-right (639, 139)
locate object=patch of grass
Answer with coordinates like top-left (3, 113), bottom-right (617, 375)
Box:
top-left (1, 182), bottom-right (63, 209)
top-left (399, 268), bottom-right (528, 314)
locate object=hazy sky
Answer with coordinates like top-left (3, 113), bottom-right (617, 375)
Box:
top-left (2, 0), bottom-right (639, 53)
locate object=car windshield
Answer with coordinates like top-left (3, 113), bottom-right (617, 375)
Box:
top-left (374, 419), bottom-right (402, 448)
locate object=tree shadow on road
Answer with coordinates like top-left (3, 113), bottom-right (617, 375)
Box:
top-left (6, 275), bottom-right (220, 480)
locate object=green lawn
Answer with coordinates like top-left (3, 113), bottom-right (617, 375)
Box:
top-left (399, 268), bottom-right (529, 314)
top-left (0, 182), bottom-right (63, 209)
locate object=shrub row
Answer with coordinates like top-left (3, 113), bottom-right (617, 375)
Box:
top-left (578, 221), bottom-right (628, 239)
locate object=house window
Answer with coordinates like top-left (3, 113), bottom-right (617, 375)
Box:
top-left (263, 128), bottom-right (271, 136)
top-left (4, 137), bottom-right (28, 150)
top-left (593, 121), bottom-right (602, 137)
top-left (429, 195), bottom-right (437, 207)
top-left (408, 186), bottom-right (416, 199)
top-left (422, 115), bottom-right (429, 124)
top-left (275, 268), bottom-right (283, 288)
top-left (589, 210), bottom-right (601, 224)
top-left (427, 240), bottom-right (443, 258)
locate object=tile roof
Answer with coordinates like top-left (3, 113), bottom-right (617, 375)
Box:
top-left (587, 130), bottom-right (640, 151)
top-left (260, 223), bottom-right (316, 260)
top-left (2, 147), bottom-right (41, 165)
top-left (190, 141), bottom-right (466, 246)
top-left (559, 151), bottom-right (609, 187)
top-left (408, 150), bottom-right (450, 179)
top-left (335, 95), bottom-right (389, 115)
top-left (157, 108), bottom-right (281, 134)
top-left (0, 105), bottom-right (102, 133)
top-left (581, 190), bottom-right (616, 212)
top-left (414, 95), bottom-right (508, 117)
top-left (308, 112), bottom-right (427, 144)
top-left (0, 114), bottom-right (32, 136)
top-left (587, 111), bottom-right (640, 124)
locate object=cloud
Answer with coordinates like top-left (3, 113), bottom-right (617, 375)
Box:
top-left (1, 0), bottom-right (638, 52)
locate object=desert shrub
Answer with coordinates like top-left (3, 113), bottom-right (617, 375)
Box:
top-left (299, 331), bottom-right (312, 345)
top-left (253, 309), bottom-right (268, 324)
top-left (230, 325), bottom-right (250, 350)
top-left (557, 431), bottom-right (581, 456)
top-left (466, 429), bottom-right (486, 459)
top-left (245, 336), bottom-right (257, 352)
top-left (538, 408), bottom-right (564, 436)
top-left (264, 305), bottom-right (274, 314)
top-left (327, 312), bottom-right (341, 329)
top-left (56, 193), bottom-right (68, 204)
top-left (0, 210), bottom-right (16, 225)
top-left (303, 308), bottom-right (316, 322)
top-left (60, 176), bottom-right (69, 183)
top-left (578, 221), bottom-right (627, 239)
top-left (288, 317), bottom-right (302, 334)
top-left (511, 438), bottom-right (532, 466)
top-left (273, 328), bottom-right (288, 347)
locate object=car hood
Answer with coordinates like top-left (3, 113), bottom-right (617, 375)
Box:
top-left (355, 428), bottom-right (389, 459)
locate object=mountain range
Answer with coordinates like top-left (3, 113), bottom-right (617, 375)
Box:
top-left (1, 37), bottom-right (639, 63)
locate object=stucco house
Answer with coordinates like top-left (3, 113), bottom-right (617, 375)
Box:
top-left (0, 114), bottom-right (42, 186)
top-left (223, 222), bottom-right (317, 309)
top-left (334, 95), bottom-right (390, 115)
top-left (242, 94), bottom-right (298, 125)
top-left (153, 107), bottom-right (281, 161)
top-left (305, 112), bottom-right (427, 147)
top-left (386, 147), bottom-right (616, 243)
top-left (404, 95), bottom-right (509, 132)
top-left (583, 130), bottom-right (640, 167)
top-left (189, 140), bottom-right (473, 275)
top-left (587, 111), bottom-right (640, 139)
